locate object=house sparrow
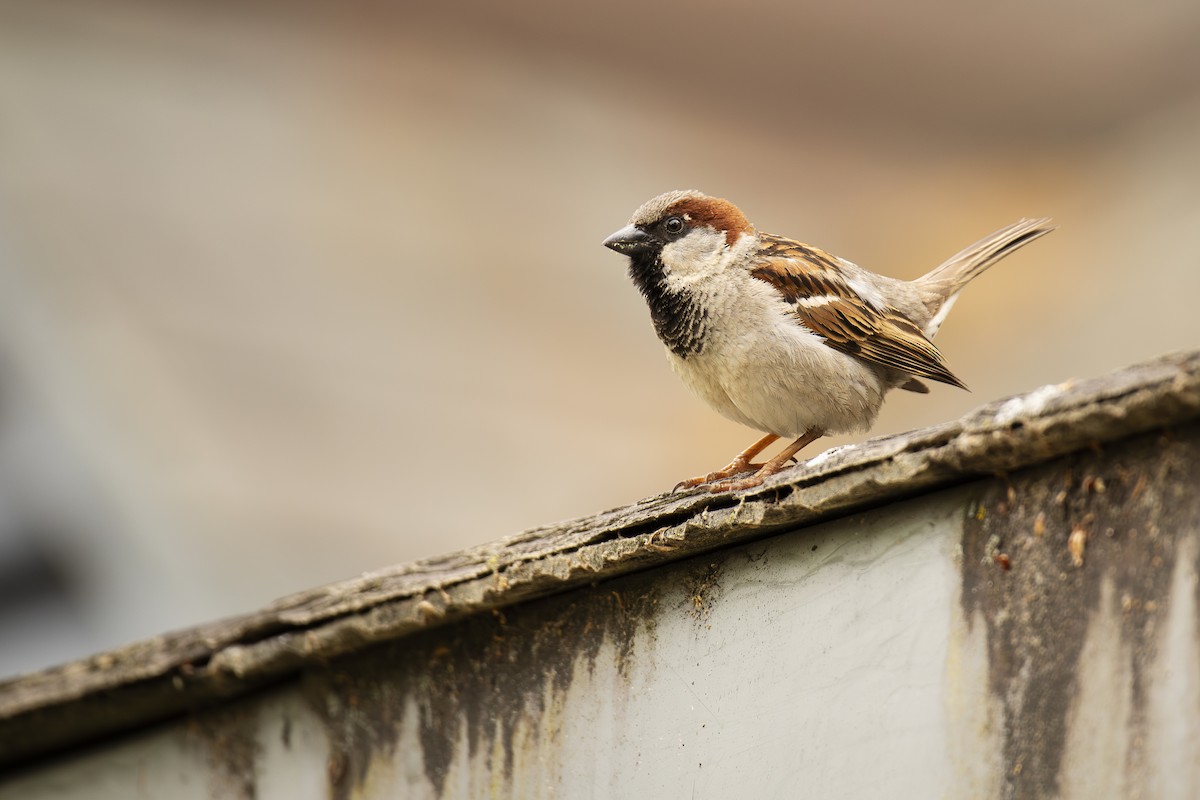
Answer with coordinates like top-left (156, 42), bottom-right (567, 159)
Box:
top-left (603, 190), bottom-right (1055, 492)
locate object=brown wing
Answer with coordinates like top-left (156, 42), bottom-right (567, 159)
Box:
top-left (751, 235), bottom-right (966, 389)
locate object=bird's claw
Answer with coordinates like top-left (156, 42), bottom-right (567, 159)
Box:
top-left (705, 474), bottom-right (767, 493)
top-left (672, 461), bottom-right (763, 493)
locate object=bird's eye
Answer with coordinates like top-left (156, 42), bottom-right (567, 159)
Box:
top-left (663, 217), bottom-right (685, 235)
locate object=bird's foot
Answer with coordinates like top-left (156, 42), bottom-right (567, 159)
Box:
top-left (704, 429), bottom-right (824, 493)
top-left (706, 473), bottom-right (768, 493)
top-left (705, 462), bottom-right (786, 493)
top-left (673, 459), bottom-right (761, 492)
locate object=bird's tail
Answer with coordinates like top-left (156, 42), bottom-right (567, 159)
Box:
top-left (916, 216), bottom-right (1056, 336)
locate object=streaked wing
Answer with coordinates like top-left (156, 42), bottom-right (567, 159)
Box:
top-left (751, 235), bottom-right (966, 389)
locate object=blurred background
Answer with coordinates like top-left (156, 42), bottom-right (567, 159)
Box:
top-left (0, 0), bottom-right (1197, 677)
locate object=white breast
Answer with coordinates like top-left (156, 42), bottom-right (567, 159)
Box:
top-left (665, 272), bottom-right (889, 437)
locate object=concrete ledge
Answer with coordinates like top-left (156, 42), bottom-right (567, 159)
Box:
top-left (1, 349), bottom-right (1198, 770)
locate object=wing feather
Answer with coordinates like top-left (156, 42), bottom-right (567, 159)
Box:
top-left (751, 235), bottom-right (966, 389)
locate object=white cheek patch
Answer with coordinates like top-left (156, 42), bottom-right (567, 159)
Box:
top-left (660, 229), bottom-right (728, 282)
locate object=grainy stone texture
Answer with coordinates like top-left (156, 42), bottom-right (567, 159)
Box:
top-left (1, 350), bottom-right (1198, 798)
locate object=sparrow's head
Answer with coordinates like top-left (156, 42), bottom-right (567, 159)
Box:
top-left (602, 190), bottom-right (754, 271)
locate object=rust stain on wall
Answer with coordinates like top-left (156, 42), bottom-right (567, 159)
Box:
top-left (682, 561), bottom-right (724, 624)
top-left (187, 704), bottom-right (261, 800)
top-left (960, 423), bottom-right (1200, 799)
top-left (301, 577), bottom-right (662, 798)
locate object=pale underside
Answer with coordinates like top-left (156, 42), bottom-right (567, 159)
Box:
top-left (665, 270), bottom-right (893, 438)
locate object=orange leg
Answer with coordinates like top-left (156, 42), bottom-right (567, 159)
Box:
top-left (673, 433), bottom-right (780, 491)
top-left (708, 429), bottom-right (824, 493)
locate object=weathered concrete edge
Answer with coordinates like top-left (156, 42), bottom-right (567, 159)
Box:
top-left (0, 349), bottom-right (1197, 769)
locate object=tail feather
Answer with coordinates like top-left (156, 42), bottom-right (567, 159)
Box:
top-left (917, 216), bottom-right (1056, 336)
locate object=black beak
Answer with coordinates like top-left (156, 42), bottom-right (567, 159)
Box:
top-left (602, 224), bottom-right (655, 256)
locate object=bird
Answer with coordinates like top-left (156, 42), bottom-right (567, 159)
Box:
top-left (602, 190), bottom-right (1055, 492)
